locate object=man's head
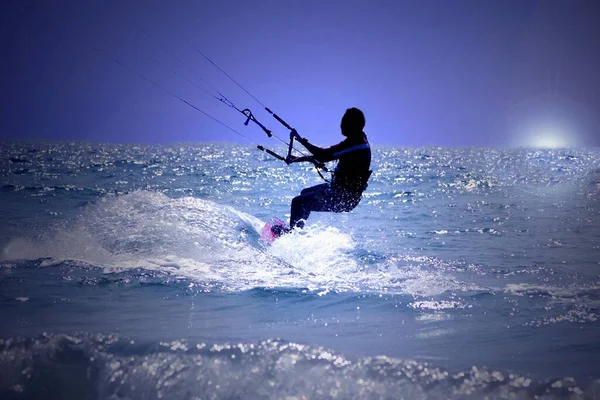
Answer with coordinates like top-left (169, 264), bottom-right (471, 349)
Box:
top-left (340, 107), bottom-right (365, 137)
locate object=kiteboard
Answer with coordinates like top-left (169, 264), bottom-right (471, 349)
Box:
top-left (260, 217), bottom-right (291, 244)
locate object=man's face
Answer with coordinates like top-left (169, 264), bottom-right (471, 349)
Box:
top-left (340, 116), bottom-right (351, 136)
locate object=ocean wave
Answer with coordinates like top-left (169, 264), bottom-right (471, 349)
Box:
top-left (504, 283), bottom-right (600, 303)
top-left (1, 191), bottom-right (481, 296)
top-left (503, 283), bottom-right (600, 325)
top-left (524, 308), bottom-right (599, 327)
top-left (1, 333), bottom-right (597, 400)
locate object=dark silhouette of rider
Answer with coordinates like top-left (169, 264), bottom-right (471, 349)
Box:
top-left (273, 107), bottom-right (372, 235)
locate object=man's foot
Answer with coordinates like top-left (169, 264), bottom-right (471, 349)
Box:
top-left (270, 224), bottom-right (292, 238)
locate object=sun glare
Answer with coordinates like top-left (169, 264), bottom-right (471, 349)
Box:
top-left (511, 121), bottom-right (579, 148)
top-left (505, 96), bottom-right (598, 148)
top-left (528, 130), bottom-right (572, 148)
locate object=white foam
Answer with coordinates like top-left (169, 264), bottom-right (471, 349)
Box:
top-left (504, 282), bottom-right (600, 307)
top-left (266, 224), bottom-right (361, 291)
top-left (2, 191), bottom-right (477, 295)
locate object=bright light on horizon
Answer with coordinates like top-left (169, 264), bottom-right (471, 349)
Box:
top-left (510, 121), bottom-right (580, 149)
top-left (505, 97), bottom-right (596, 148)
top-left (527, 130), bottom-right (574, 148)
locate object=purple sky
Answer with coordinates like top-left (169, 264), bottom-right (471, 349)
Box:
top-left (1, 0), bottom-right (599, 147)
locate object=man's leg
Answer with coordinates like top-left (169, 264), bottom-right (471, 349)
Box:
top-left (300, 183), bottom-right (329, 196)
top-left (290, 184), bottom-right (336, 228)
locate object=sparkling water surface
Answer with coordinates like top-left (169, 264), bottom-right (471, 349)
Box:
top-left (1, 140), bottom-right (600, 399)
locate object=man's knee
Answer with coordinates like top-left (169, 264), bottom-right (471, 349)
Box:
top-left (291, 195), bottom-right (303, 208)
top-left (301, 184), bottom-right (327, 196)
top-left (291, 195), bottom-right (308, 215)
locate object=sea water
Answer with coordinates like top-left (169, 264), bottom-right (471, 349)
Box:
top-left (1, 140), bottom-right (599, 399)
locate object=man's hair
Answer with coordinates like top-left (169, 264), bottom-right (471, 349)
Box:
top-left (344, 107), bottom-right (366, 130)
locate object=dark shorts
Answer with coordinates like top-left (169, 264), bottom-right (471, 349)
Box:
top-left (290, 183), bottom-right (363, 227)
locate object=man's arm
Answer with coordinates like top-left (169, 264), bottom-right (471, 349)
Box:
top-left (286, 154), bottom-right (314, 164)
top-left (297, 137), bottom-right (342, 163)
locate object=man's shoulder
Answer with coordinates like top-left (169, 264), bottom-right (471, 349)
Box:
top-left (328, 135), bottom-right (369, 153)
top-left (349, 135), bottom-right (369, 147)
